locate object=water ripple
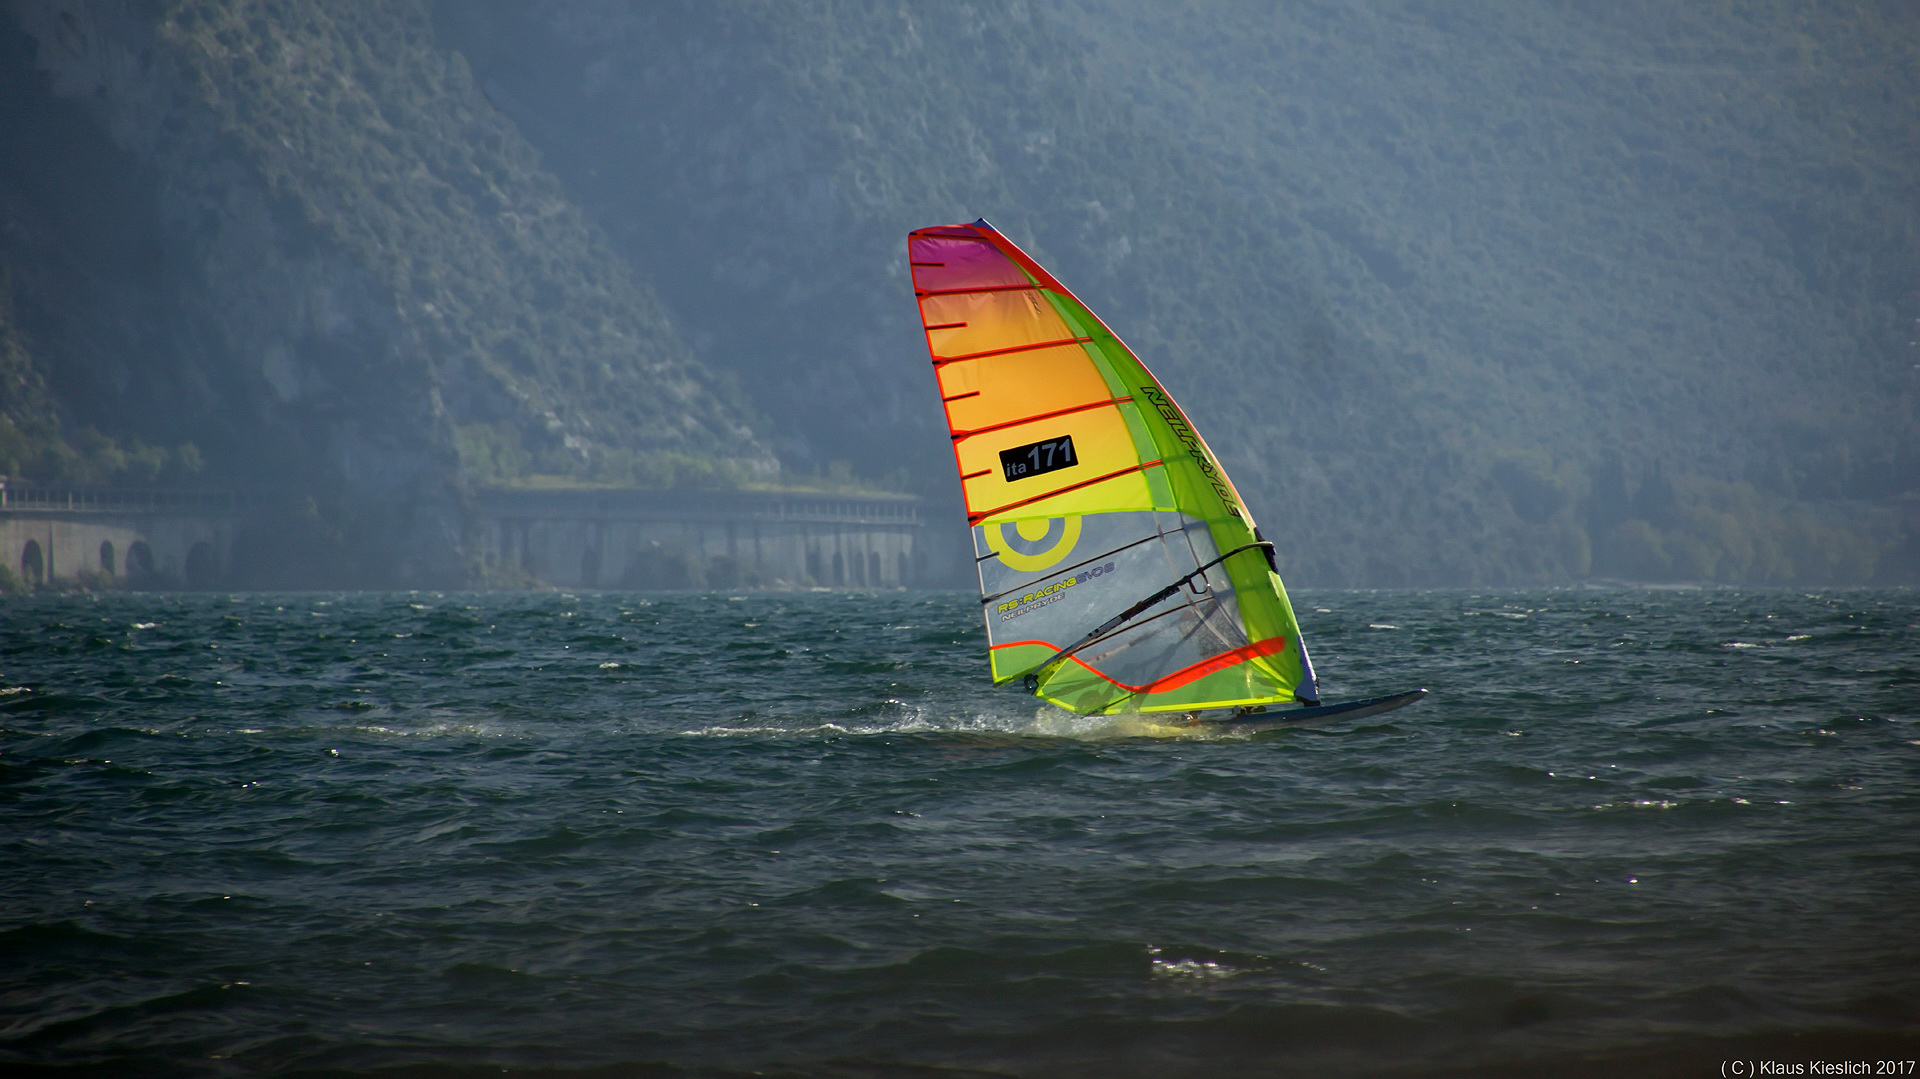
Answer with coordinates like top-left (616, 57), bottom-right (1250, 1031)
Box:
top-left (0, 588), bottom-right (1915, 1076)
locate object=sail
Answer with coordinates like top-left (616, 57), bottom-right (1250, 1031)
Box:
top-left (909, 219), bottom-right (1320, 714)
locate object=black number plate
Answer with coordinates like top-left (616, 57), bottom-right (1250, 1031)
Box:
top-left (999, 435), bottom-right (1078, 482)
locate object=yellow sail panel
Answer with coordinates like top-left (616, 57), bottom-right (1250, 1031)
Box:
top-left (936, 343), bottom-right (1112, 432)
top-left (974, 472), bottom-right (1162, 528)
top-left (954, 406), bottom-right (1151, 521)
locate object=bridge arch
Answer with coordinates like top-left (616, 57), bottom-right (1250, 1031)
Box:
top-left (128, 541), bottom-right (155, 580)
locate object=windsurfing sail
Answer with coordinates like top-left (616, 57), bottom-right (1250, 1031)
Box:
top-left (909, 219), bottom-right (1321, 715)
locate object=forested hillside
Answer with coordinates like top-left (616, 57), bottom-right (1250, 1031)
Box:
top-left (1, 0), bottom-right (771, 585)
top-left (438, 0), bottom-right (1919, 585)
top-left (2, 0), bottom-right (1913, 585)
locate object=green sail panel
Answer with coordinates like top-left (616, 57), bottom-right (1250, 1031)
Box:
top-left (910, 219), bottom-right (1319, 714)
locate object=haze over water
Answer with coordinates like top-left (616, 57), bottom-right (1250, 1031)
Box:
top-left (2, 588), bottom-right (1916, 1077)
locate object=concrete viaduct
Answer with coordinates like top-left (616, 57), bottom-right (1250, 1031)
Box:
top-left (0, 482), bottom-right (929, 590)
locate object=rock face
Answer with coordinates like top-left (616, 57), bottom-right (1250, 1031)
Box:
top-left (2, 0), bottom-right (772, 586)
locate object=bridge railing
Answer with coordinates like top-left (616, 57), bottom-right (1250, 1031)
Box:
top-left (0, 484), bottom-right (256, 514)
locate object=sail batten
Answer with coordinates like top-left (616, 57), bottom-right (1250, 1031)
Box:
top-left (964, 460), bottom-right (1163, 525)
top-left (916, 283), bottom-right (1046, 298)
top-left (932, 336), bottom-right (1093, 366)
top-left (909, 219), bottom-right (1319, 714)
top-left (950, 397), bottom-right (1132, 442)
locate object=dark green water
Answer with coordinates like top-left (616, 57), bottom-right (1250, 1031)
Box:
top-left (2, 588), bottom-right (1916, 1078)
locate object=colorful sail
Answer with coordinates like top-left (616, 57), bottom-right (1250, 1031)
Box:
top-left (909, 219), bottom-right (1320, 715)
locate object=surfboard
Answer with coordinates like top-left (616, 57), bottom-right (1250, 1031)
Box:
top-left (1184, 689), bottom-right (1430, 732)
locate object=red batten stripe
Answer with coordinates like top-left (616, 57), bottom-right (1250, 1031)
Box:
top-left (915, 283), bottom-right (1042, 298)
top-left (1142, 638), bottom-right (1289, 693)
top-left (990, 636), bottom-right (1290, 695)
top-left (943, 391), bottom-right (982, 402)
top-left (951, 396), bottom-right (1131, 442)
top-left (931, 336), bottom-right (1093, 367)
top-left (922, 321), bottom-right (967, 331)
top-left (910, 261), bottom-right (945, 266)
top-left (967, 459), bottom-right (1163, 523)
top-left (961, 469), bottom-right (991, 480)
top-left (911, 229), bottom-right (994, 242)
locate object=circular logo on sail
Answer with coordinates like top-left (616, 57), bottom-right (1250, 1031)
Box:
top-left (984, 516), bottom-right (1082, 572)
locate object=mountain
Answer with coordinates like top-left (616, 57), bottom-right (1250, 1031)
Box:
top-left (1, 0), bottom-right (772, 586)
top-left (3, 0), bottom-right (1914, 586)
top-left (434, 0), bottom-right (1920, 585)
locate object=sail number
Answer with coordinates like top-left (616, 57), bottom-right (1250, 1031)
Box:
top-left (1000, 435), bottom-right (1077, 482)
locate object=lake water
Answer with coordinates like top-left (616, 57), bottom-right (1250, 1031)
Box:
top-left (3, 588), bottom-right (1916, 1077)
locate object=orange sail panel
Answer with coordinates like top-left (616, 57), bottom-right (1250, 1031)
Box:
top-left (909, 220), bottom-right (1319, 715)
